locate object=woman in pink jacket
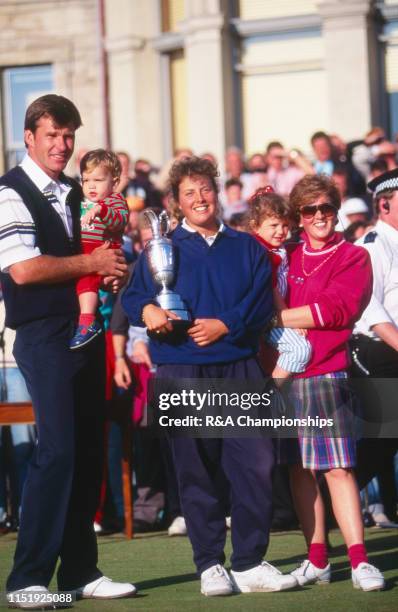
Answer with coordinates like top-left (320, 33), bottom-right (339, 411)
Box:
top-left (278, 174), bottom-right (384, 591)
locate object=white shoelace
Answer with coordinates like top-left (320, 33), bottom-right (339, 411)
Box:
top-left (259, 561), bottom-right (281, 575)
top-left (209, 565), bottom-right (227, 578)
top-left (295, 559), bottom-right (314, 573)
top-left (358, 564), bottom-right (380, 574)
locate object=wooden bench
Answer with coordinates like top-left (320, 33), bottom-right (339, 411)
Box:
top-left (0, 402), bottom-right (35, 425)
top-left (0, 401), bottom-right (134, 538)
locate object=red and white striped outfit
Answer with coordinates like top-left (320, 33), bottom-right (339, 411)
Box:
top-left (77, 192), bottom-right (128, 295)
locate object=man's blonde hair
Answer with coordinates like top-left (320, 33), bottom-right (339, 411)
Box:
top-left (80, 149), bottom-right (121, 179)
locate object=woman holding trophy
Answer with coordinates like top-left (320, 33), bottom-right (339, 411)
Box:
top-left (122, 157), bottom-right (297, 596)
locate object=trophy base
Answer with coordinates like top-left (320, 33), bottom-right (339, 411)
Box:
top-left (170, 318), bottom-right (193, 331)
top-left (156, 291), bottom-right (190, 316)
top-left (147, 318), bottom-right (193, 341)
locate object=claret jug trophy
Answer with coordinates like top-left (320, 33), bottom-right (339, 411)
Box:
top-left (143, 209), bottom-right (191, 336)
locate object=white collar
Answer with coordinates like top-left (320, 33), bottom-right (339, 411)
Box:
top-left (376, 219), bottom-right (398, 245)
top-left (20, 154), bottom-right (70, 194)
top-left (182, 217), bottom-right (225, 237)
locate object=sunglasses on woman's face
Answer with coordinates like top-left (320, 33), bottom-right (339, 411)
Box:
top-left (300, 203), bottom-right (337, 219)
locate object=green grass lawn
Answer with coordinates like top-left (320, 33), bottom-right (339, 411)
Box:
top-left (0, 528), bottom-right (397, 611)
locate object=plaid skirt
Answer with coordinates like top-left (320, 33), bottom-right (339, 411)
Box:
top-left (280, 372), bottom-right (358, 470)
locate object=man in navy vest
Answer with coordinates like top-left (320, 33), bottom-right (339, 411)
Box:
top-left (0, 94), bottom-right (135, 606)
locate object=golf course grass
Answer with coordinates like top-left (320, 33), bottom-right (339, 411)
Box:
top-left (0, 527), bottom-right (396, 611)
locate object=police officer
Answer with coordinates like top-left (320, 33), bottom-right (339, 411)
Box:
top-left (351, 167), bottom-right (398, 524)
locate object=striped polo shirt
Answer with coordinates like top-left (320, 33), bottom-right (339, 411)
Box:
top-left (0, 155), bottom-right (73, 273)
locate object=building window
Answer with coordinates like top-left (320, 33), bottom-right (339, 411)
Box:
top-left (239, 32), bottom-right (328, 154)
top-left (2, 64), bottom-right (53, 170)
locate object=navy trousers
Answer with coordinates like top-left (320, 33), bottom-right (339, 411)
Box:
top-left (157, 358), bottom-right (275, 574)
top-left (6, 316), bottom-right (105, 591)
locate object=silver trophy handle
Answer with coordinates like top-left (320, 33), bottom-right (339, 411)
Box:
top-left (143, 209), bottom-right (161, 239)
top-left (143, 209), bottom-right (171, 239)
top-left (159, 210), bottom-right (171, 235)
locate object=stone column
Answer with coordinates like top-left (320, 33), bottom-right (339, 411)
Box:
top-left (105, 0), bottom-right (164, 164)
top-left (182, 0), bottom-right (235, 164)
top-left (318, 0), bottom-right (383, 139)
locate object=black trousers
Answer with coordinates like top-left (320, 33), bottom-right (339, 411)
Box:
top-left (349, 335), bottom-right (398, 521)
top-left (350, 334), bottom-right (398, 379)
top-left (6, 316), bottom-right (105, 591)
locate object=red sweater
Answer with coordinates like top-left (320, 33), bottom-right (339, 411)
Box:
top-left (81, 192), bottom-right (128, 245)
top-left (287, 232), bottom-right (372, 377)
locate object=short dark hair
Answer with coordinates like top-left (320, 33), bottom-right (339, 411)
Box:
top-left (24, 94), bottom-right (82, 132)
top-left (266, 141), bottom-right (283, 153)
top-left (332, 164), bottom-right (348, 178)
top-left (169, 156), bottom-right (219, 202)
top-left (310, 131), bottom-right (331, 146)
top-left (344, 220), bottom-right (370, 243)
top-left (225, 178), bottom-right (243, 190)
top-left (228, 213), bottom-right (247, 229)
top-left (369, 158), bottom-right (388, 174)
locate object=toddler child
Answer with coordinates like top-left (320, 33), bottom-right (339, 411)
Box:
top-left (247, 186), bottom-right (312, 382)
top-left (70, 149), bottom-right (129, 349)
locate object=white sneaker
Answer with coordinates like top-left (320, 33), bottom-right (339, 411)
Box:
top-left (290, 559), bottom-right (331, 586)
top-left (76, 575), bottom-right (137, 599)
top-left (93, 521), bottom-right (103, 534)
top-left (230, 561), bottom-right (297, 593)
top-left (368, 503), bottom-right (398, 528)
top-left (352, 562), bottom-right (385, 591)
top-left (7, 586), bottom-right (54, 610)
top-left (168, 516), bottom-right (187, 536)
top-left (200, 564), bottom-right (233, 596)
top-left (374, 516), bottom-right (398, 528)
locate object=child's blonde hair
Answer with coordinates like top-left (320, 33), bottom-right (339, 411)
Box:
top-left (80, 149), bottom-right (121, 179)
top-left (247, 186), bottom-right (292, 229)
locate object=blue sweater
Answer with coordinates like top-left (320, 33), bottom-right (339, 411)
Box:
top-left (122, 224), bottom-right (273, 364)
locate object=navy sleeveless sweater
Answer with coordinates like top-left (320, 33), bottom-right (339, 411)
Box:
top-left (0, 166), bottom-right (82, 329)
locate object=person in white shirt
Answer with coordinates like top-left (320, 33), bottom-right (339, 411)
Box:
top-left (353, 170), bottom-right (398, 359)
top-left (351, 167), bottom-right (398, 525)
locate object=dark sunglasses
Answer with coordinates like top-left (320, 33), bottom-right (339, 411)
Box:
top-left (300, 203), bottom-right (337, 219)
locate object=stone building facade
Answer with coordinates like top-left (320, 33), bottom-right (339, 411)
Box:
top-left (0, 0), bottom-right (397, 173)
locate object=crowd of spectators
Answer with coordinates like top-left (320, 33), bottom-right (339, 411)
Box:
top-left (108, 126), bottom-right (398, 253)
top-left (1, 125), bottom-right (397, 538)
